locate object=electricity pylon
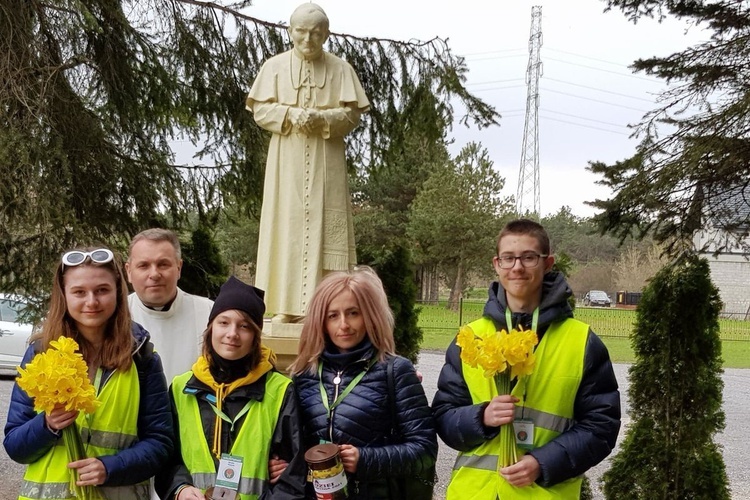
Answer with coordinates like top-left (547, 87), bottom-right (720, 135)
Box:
top-left (516, 6), bottom-right (543, 216)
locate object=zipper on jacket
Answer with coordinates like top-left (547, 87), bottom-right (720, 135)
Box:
top-left (328, 370), bottom-right (343, 442)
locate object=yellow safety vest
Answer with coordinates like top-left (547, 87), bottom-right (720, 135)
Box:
top-left (447, 316), bottom-right (589, 500)
top-left (19, 363), bottom-right (148, 500)
top-left (172, 371), bottom-right (291, 500)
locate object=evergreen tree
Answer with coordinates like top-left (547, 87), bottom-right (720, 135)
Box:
top-left (407, 142), bottom-right (514, 309)
top-left (0, 0), bottom-right (497, 301)
top-left (358, 244), bottom-right (422, 364)
top-left (602, 256), bottom-right (729, 499)
top-left (179, 226), bottom-right (228, 300)
top-left (590, 0), bottom-right (750, 254)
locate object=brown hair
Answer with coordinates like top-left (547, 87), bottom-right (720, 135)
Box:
top-left (31, 247), bottom-right (133, 371)
top-left (201, 310), bottom-right (263, 372)
top-left (289, 266), bottom-right (395, 375)
top-left (128, 228), bottom-right (181, 260)
top-left (496, 218), bottom-right (551, 256)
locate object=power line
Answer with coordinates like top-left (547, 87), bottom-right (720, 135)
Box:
top-left (470, 84), bottom-right (527, 93)
top-left (545, 47), bottom-right (638, 68)
top-left (469, 76), bottom-right (657, 103)
top-left (462, 48), bottom-right (526, 57)
top-left (462, 47), bottom-right (661, 85)
top-left (541, 87), bottom-right (652, 112)
top-left (539, 115), bottom-right (628, 135)
top-left (543, 77), bottom-right (657, 102)
top-left (467, 54), bottom-right (528, 62)
top-left (542, 109), bottom-right (630, 129)
top-left (545, 56), bottom-right (660, 82)
top-left (467, 78), bottom-right (526, 87)
top-left (469, 83), bottom-right (652, 112)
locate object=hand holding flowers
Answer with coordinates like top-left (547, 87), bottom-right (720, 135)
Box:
top-left (16, 336), bottom-right (104, 499)
top-left (457, 324), bottom-right (538, 469)
top-left (45, 405), bottom-right (79, 433)
top-left (482, 395), bottom-right (519, 428)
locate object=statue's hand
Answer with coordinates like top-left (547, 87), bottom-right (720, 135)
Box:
top-left (288, 107), bottom-right (306, 128)
top-left (289, 107), bottom-right (326, 135)
top-left (305, 109), bottom-right (326, 130)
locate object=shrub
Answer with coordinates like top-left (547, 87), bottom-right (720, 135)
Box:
top-left (602, 257), bottom-right (729, 499)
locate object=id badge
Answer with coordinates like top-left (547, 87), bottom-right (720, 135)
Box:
top-left (513, 419), bottom-right (535, 450)
top-left (216, 453), bottom-right (243, 491)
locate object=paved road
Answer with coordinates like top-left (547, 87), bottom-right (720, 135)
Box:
top-left (1, 357), bottom-right (748, 499)
top-left (0, 369), bottom-right (25, 496)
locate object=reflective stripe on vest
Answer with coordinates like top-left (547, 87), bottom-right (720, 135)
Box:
top-left (447, 317), bottom-right (589, 500)
top-left (20, 362), bottom-right (148, 500)
top-left (172, 370), bottom-right (291, 500)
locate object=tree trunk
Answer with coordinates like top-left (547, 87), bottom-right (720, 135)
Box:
top-left (447, 261), bottom-right (464, 311)
top-left (415, 265), bottom-right (426, 302)
top-left (428, 264), bottom-right (440, 302)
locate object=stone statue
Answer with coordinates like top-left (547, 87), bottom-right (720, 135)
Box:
top-left (246, 3), bottom-right (370, 324)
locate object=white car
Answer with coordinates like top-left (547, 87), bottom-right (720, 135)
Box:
top-left (583, 290), bottom-right (612, 307)
top-left (0, 294), bottom-right (33, 370)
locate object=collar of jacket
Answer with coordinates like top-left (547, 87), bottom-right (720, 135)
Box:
top-left (321, 337), bottom-right (374, 369)
top-left (190, 345), bottom-right (275, 398)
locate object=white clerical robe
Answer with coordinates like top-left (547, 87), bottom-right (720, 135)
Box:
top-left (246, 50), bottom-right (370, 316)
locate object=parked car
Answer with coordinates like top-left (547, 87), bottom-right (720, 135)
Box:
top-left (583, 290), bottom-right (612, 307)
top-left (0, 294), bottom-right (33, 370)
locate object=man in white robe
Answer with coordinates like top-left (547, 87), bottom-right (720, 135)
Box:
top-left (246, 3), bottom-right (370, 323)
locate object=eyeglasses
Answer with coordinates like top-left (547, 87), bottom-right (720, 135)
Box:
top-left (496, 253), bottom-right (548, 269)
top-left (62, 249), bottom-right (115, 268)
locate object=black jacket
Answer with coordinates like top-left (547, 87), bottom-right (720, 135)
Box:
top-left (432, 271), bottom-right (621, 487)
top-left (293, 344), bottom-right (437, 499)
top-left (155, 370), bottom-right (307, 499)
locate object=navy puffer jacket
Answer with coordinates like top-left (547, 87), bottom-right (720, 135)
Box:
top-left (293, 341), bottom-right (437, 499)
top-left (3, 323), bottom-right (174, 486)
top-left (432, 272), bottom-right (621, 488)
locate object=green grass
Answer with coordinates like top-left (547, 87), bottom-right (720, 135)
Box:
top-left (418, 301), bottom-right (750, 369)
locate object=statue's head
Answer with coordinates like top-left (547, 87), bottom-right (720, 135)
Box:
top-left (289, 3), bottom-right (330, 60)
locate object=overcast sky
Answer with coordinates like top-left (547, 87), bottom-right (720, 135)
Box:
top-left (244, 0), bottom-right (708, 217)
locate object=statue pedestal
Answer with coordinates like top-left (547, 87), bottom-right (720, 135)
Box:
top-left (261, 321), bottom-right (302, 372)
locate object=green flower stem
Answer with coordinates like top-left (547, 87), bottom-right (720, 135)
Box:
top-left (62, 425), bottom-right (105, 500)
top-left (495, 372), bottom-right (518, 470)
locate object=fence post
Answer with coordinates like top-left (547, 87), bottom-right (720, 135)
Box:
top-left (459, 297), bottom-right (463, 327)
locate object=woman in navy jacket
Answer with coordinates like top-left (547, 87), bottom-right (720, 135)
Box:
top-left (3, 247), bottom-right (173, 498)
top-left (289, 267), bottom-right (437, 499)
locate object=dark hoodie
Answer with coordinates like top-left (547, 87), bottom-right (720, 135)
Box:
top-left (484, 271), bottom-right (574, 338)
top-left (432, 271), bottom-right (621, 488)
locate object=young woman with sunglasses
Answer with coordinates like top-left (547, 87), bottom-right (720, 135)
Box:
top-left (3, 247), bottom-right (174, 499)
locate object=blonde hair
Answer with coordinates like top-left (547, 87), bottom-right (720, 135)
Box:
top-left (289, 266), bottom-right (395, 375)
top-left (31, 247), bottom-right (133, 371)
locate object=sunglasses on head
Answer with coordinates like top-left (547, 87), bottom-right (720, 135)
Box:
top-left (61, 249), bottom-right (115, 268)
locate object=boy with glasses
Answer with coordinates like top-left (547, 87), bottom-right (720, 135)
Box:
top-left (433, 218), bottom-right (621, 499)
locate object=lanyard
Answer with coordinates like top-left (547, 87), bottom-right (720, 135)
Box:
top-left (84, 368), bottom-right (104, 455)
top-left (208, 399), bottom-right (255, 433)
top-left (319, 358), bottom-right (376, 419)
top-left (505, 307), bottom-right (539, 334)
top-left (93, 367), bottom-right (103, 395)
